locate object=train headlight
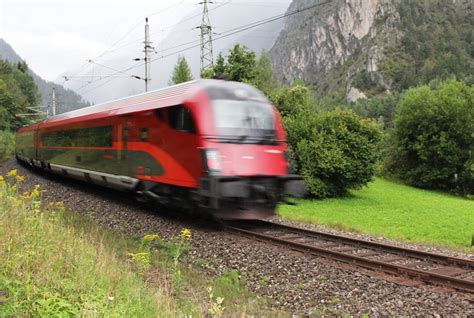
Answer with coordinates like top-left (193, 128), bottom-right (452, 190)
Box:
top-left (203, 149), bottom-right (221, 172)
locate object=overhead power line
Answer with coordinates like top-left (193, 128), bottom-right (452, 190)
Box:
top-left (75, 0), bottom-right (332, 96)
top-left (61, 0), bottom-right (186, 85)
top-left (145, 0), bottom-right (332, 68)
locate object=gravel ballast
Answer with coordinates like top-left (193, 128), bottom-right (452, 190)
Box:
top-left (2, 159), bottom-right (473, 316)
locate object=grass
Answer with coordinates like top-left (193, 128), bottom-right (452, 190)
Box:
top-left (0, 170), bottom-right (280, 317)
top-left (0, 172), bottom-right (180, 317)
top-left (278, 178), bottom-right (474, 250)
top-left (0, 130), bottom-right (15, 162)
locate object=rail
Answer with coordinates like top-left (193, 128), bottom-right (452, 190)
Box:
top-left (225, 220), bottom-right (474, 293)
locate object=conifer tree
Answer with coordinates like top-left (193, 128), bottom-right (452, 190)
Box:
top-left (169, 56), bottom-right (193, 85)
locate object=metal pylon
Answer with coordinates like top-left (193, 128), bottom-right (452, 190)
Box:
top-left (198, 0), bottom-right (214, 73)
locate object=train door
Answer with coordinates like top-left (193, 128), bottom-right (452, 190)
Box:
top-left (163, 104), bottom-right (202, 186)
top-left (34, 128), bottom-right (39, 162)
top-left (117, 115), bottom-right (132, 176)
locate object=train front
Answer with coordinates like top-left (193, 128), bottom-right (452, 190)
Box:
top-left (195, 80), bottom-right (306, 219)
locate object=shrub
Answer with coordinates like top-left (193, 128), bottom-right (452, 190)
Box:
top-left (271, 83), bottom-right (316, 117)
top-left (384, 79), bottom-right (474, 194)
top-left (0, 130), bottom-right (15, 161)
top-left (286, 108), bottom-right (382, 198)
top-left (350, 93), bottom-right (402, 129)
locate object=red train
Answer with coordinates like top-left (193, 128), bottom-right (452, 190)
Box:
top-left (15, 79), bottom-right (305, 219)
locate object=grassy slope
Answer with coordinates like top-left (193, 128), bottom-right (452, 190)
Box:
top-left (0, 180), bottom-right (176, 316)
top-left (278, 178), bottom-right (474, 249)
top-left (0, 172), bottom-right (277, 317)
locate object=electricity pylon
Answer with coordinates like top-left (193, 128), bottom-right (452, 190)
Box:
top-left (197, 0), bottom-right (214, 74)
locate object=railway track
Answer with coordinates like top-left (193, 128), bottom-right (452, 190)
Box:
top-left (225, 220), bottom-right (474, 294)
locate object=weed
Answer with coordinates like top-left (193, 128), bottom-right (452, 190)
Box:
top-left (259, 275), bottom-right (270, 287)
top-left (331, 297), bottom-right (340, 305)
top-left (171, 229), bottom-right (192, 297)
top-left (0, 172), bottom-right (177, 316)
top-left (0, 172), bottom-right (280, 316)
top-left (213, 270), bottom-right (244, 299)
top-left (195, 258), bottom-right (207, 268)
top-left (207, 286), bottom-right (225, 317)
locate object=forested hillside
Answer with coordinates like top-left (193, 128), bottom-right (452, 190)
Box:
top-left (267, 0), bottom-right (473, 195)
top-left (0, 39), bottom-right (89, 113)
top-left (0, 59), bottom-right (42, 160)
top-left (270, 0), bottom-right (473, 101)
top-left (0, 60), bottom-right (40, 129)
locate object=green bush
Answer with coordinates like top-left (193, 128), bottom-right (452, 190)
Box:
top-left (384, 79), bottom-right (474, 194)
top-left (286, 109), bottom-right (382, 198)
top-left (350, 93), bottom-right (401, 129)
top-left (0, 130), bottom-right (15, 161)
top-left (270, 84), bottom-right (316, 117)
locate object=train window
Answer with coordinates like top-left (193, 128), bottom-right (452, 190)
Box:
top-left (156, 109), bottom-right (164, 121)
top-left (140, 128), bottom-right (148, 141)
top-left (168, 105), bottom-right (195, 133)
top-left (43, 126), bottom-right (113, 147)
top-left (123, 125), bottom-right (128, 141)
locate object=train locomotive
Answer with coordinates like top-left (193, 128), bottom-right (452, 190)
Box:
top-left (15, 79), bottom-right (306, 219)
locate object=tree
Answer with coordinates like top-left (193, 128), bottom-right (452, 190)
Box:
top-left (271, 83), bottom-right (316, 117)
top-left (213, 53), bottom-right (227, 77)
top-left (286, 108), bottom-right (382, 198)
top-left (350, 92), bottom-right (401, 129)
top-left (384, 79), bottom-right (474, 194)
top-left (0, 60), bottom-right (41, 129)
top-left (251, 50), bottom-right (277, 95)
top-left (169, 56), bottom-right (193, 85)
top-left (201, 46), bottom-right (276, 90)
top-left (226, 44), bottom-right (256, 82)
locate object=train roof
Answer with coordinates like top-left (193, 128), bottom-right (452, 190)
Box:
top-left (17, 79), bottom-right (267, 133)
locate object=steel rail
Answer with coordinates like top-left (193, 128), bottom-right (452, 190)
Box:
top-left (225, 220), bottom-right (474, 293)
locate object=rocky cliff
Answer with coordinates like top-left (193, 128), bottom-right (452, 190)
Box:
top-left (270, 0), bottom-right (473, 101)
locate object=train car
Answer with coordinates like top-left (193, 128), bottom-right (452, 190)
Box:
top-left (16, 79), bottom-right (305, 219)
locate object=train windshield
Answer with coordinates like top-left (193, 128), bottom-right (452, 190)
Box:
top-left (211, 99), bottom-right (275, 143)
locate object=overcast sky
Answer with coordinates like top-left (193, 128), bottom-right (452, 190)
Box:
top-left (0, 0), bottom-right (200, 81)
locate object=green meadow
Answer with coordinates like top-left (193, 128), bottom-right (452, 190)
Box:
top-left (278, 178), bottom-right (474, 250)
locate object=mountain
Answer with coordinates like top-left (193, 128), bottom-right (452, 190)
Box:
top-left (0, 39), bottom-right (89, 114)
top-left (62, 1), bottom-right (291, 104)
top-left (270, 0), bottom-right (473, 101)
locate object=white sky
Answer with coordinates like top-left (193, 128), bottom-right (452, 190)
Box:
top-left (0, 0), bottom-right (197, 81)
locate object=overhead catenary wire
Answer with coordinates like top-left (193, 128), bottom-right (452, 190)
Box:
top-left (62, 0), bottom-right (187, 84)
top-left (92, 0), bottom-right (232, 59)
top-left (90, 0), bottom-right (185, 62)
top-left (129, 0), bottom-right (333, 72)
top-left (75, 0), bottom-right (332, 95)
top-left (70, 1), bottom-right (231, 92)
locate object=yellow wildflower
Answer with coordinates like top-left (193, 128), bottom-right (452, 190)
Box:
top-left (22, 191), bottom-right (31, 199)
top-left (11, 197), bottom-right (23, 208)
top-left (54, 201), bottom-right (65, 212)
top-left (30, 185), bottom-right (41, 198)
top-left (128, 252), bottom-right (150, 263)
top-left (143, 234), bottom-right (160, 241)
top-left (180, 228), bottom-right (192, 241)
top-left (0, 176), bottom-right (4, 184)
top-left (6, 169), bottom-right (17, 178)
top-left (15, 175), bottom-right (25, 183)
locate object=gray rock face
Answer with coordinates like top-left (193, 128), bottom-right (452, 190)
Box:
top-left (346, 86), bottom-right (367, 102)
top-left (270, 0), bottom-right (401, 95)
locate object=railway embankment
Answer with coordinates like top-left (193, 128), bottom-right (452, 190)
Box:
top-left (1, 159), bottom-right (473, 316)
top-left (0, 163), bottom-right (278, 317)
